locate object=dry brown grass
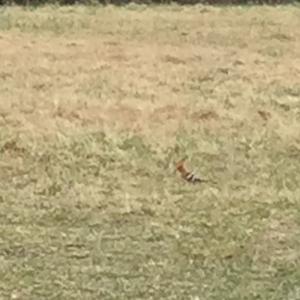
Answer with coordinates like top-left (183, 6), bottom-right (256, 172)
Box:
top-left (1, 4), bottom-right (300, 299)
top-left (1, 5), bottom-right (299, 142)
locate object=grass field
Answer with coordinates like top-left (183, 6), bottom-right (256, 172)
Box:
top-left (0, 4), bottom-right (300, 299)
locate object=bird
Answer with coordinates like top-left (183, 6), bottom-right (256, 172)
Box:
top-left (175, 158), bottom-right (214, 184)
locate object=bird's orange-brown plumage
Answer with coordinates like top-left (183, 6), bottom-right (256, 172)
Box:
top-left (175, 159), bottom-right (189, 177)
top-left (175, 158), bottom-right (215, 184)
top-left (176, 158), bottom-right (202, 183)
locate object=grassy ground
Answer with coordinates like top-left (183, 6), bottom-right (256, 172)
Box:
top-left (0, 4), bottom-right (300, 299)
